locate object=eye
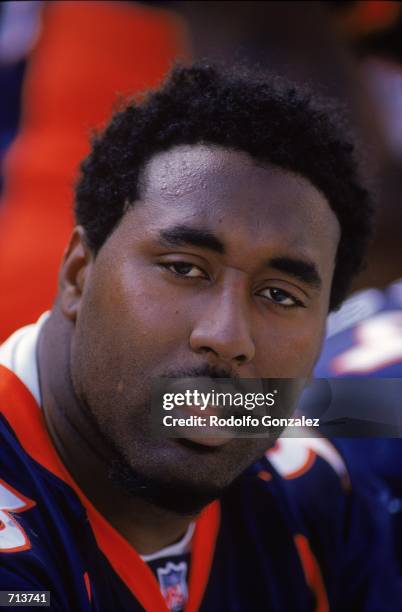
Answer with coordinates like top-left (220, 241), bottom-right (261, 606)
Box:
top-left (259, 287), bottom-right (305, 308)
top-left (162, 262), bottom-right (208, 279)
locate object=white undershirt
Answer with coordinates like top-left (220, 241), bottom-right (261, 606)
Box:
top-left (0, 315), bottom-right (194, 560)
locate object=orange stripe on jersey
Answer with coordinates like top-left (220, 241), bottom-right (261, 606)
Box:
top-left (257, 470), bottom-right (272, 482)
top-left (186, 501), bottom-right (220, 612)
top-left (294, 534), bottom-right (329, 612)
top-left (0, 366), bottom-right (220, 611)
top-left (284, 448), bottom-right (316, 479)
top-left (83, 572), bottom-right (92, 602)
top-left (0, 366), bottom-right (71, 484)
top-left (268, 439), bottom-right (317, 480)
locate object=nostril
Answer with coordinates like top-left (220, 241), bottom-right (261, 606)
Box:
top-left (199, 346), bottom-right (217, 356)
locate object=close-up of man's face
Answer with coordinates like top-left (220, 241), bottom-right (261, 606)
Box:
top-left (4, 7), bottom-right (402, 609)
top-left (61, 144), bottom-right (340, 511)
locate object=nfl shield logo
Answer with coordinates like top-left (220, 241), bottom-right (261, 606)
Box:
top-left (157, 561), bottom-right (188, 611)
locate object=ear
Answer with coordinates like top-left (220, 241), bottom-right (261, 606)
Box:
top-left (59, 226), bottom-right (93, 323)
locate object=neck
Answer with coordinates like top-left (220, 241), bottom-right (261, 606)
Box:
top-left (37, 310), bottom-right (194, 555)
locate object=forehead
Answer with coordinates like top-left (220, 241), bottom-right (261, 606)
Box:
top-left (135, 144), bottom-right (340, 266)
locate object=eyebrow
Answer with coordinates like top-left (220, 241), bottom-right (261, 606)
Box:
top-left (267, 256), bottom-right (322, 290)
top-left (158, 225), bottom-right (225, 254)
top-left (158, 225), bottom-right (321, 289)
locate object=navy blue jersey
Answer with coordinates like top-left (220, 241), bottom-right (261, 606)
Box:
top-left (312, 279), bottom-right (402, 569)
top-left (0, 364), bottom-right (401, 611)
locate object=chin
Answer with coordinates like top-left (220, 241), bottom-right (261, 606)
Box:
top-left (108, 457), bottom-right (231, 515)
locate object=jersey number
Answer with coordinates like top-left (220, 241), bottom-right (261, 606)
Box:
top-left (0, 479), bottom-right (36, 553)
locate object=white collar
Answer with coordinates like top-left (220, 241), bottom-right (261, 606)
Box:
top-left (0, 312), bottom-right (49, 406)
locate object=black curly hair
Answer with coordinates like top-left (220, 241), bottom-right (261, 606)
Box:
top-left (75, 62), bottom-right (373, 310)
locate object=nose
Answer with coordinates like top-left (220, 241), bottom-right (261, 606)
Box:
top-left (189, 288), bottom-right (255, 366)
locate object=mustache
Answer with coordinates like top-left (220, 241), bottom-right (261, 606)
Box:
top-left (161, 364), bottom-right (238, 380)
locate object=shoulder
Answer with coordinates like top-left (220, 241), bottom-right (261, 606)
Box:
top-left (0, 366), bottom-right (89, 602)
top-left (265, 437), bottom-right (402, 610)
top-left (267, 436), bottom-right (347, 483)
top-left (266, 437), bottom-right (351, 526)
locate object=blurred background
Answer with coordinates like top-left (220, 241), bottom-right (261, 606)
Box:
top-left (0, 0), bottom-right (401, 340)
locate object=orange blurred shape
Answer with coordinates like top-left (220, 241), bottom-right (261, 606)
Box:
top-left (0, 1), bottom-right (189, 341)
top-left (336, 0), bottom-right (401, 38)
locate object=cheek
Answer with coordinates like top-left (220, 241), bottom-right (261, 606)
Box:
top-left (256, 318), bottom-right (325, 377)
top-left (85, 260), bottom-right (190, 366)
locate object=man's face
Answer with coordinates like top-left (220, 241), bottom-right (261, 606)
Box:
top-left (67, 144), bottom-right (340, 511)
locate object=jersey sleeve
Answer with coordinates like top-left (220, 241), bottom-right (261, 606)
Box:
top-left (267, 437), bottom-right (402, 611)
top-left (0, 412), bottom-right (91, 612)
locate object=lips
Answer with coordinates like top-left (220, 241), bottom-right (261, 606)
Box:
top-left (179, 431), bottom-right (235, 448)
top-left (158, 376), bottom-right (257, 448)
top-left (176, 403), bottom-right (236, 447)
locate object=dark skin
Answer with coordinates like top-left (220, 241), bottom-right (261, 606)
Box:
top-left (38, 144), bottom-right (340, 554)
